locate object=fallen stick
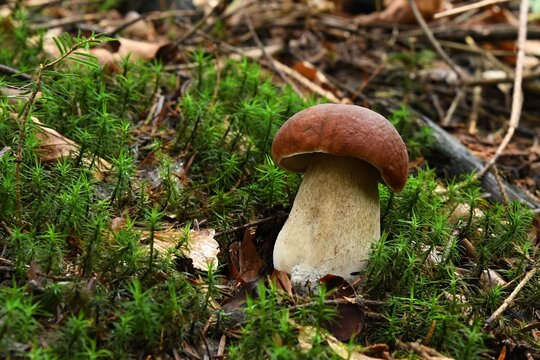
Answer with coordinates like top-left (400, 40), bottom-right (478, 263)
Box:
top-left (479, 0), bottom-right (529, 177)
top-left (376, 98), bottom-right (540, 209)
top-left (485, 265), bottom-right (538, 325)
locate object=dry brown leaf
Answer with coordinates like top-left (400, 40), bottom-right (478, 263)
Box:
top-left (480, 269), bottom-right (507, 291)
top-left (31, 117), bottom-right (110, 179)
top-left (356, 0), bottom-right (445, 25)
top-left (115, 37), bottom-right (164, 61)
top-left (271, 269), bottom-right (294, 297)
top-left (319, 275), bottom-right (364, 341)
top-left (42, 29), bottom-right (167, 69)
top-left (33, 120), bottom-right (78, 161)
top-left (1, 110), bottom-right (110, 178)
top-left (297, 326), bottom-right (316, 352)
top-left (109, 11), bottom-right (158, 40)
top-left (299, 325), bottom-right (381, 359)
top-left (228, 227), bottom-right (266, 283)
top-left (151, 228), bottom-right (220, 272)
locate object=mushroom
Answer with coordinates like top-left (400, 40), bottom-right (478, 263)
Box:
top-left (271, 104), bottom-right (409, 286)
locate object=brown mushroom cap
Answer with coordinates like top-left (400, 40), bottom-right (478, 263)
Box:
top-left (272, 103), bottom-right (409, 192)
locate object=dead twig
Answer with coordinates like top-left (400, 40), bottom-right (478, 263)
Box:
top-left (441, 87), bottom-right (465, 126)
top-left (408, 0), bottom-right (469, 81)
top-left (468, 68), bottom-right (482, 134)
top-left (0, 146), bottom-right (11, 159)
top-left (244, 15), bottom-right (303, 97)
top-left (272, 61), bottom-right (342, 103)
top-left (479, 0), bottom-right (529, 177)
top-left (485, 265), bottom-right (538, 325)
top-left (289, 296), bottom-right (386, 312)
top-left (215, 212), bottom-right (287, 237)
top-left (0, 64), bottom-right (32, 81)
top-left (29, 13), bottom-right (102, 30)
top-left (170, 0), bottom-right (232, 47)
top-left (492, 166), bottom-right (509, 203)
top-left (464, 67), bottom-right (540, 86)
top-left (434, 0), bottom-right (512, 19)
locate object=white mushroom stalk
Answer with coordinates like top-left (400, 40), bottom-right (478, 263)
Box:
top-left (271, 104), bottom-right (409, 288)
top-left (273, 153), bottom-right (381, 285)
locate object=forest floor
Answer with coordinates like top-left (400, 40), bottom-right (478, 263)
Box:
top-left (1, 0), bottom-right (540, 359)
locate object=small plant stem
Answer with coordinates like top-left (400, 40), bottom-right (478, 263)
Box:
top-left (83, 222), bottom-right (100, 277)
top-left (109, 166), bottom-right (124, 207)
top-left (407, 0), bottom-right (468, 81)
top-left (15, 68), bottom-right (43, 224)
top-left (14, 36), bottom-right (100, 225)
top-left (148, 220), bottom-right (156, 275)
top-left (214, 212), bottom-right (287, 237)
top-left (485, 265), bottom-right (538, 325)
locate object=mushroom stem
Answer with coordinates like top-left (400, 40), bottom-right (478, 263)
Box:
top-left (273, 153), bottom-right (381, 286)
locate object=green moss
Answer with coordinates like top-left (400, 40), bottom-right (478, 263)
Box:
top-left (0, 13), bottom-right (537, 359)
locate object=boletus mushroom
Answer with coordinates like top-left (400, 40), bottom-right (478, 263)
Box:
top-left (272, 103), bottom-right (409, 287)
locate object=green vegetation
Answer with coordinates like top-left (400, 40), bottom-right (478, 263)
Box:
top-left (0, 7), bottom-right (538, 359)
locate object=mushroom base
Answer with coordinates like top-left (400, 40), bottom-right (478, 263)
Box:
top-left (273, 153), bottom-right (381, 287)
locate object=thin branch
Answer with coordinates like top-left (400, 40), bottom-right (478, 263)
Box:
top-left (15, 67), bottom-right (43, 224)
top-left (244, 15), bottom-right (303, 97)
top-left (14, 35), bottom-right (103, 224)
top-left (174, 20), bottom-right (340, 102)
top-left (479, 0), bottom-right (529, 177)
top-left (408, 0), bottom-right (469, 81)
top-left (272, 61), bottom-right (342, 103)
top-left (0, 64), bottom-right (32, 81)
top-left (485, 265), bottom-right (538, 325)
top-left (170, 0), bottom-right (232, 48)
top-left (441, 87), bottom-right (465, 126)
top-left (434, 0), bottom-right (512, 19)
top-left (215, 212), bottom-right (287, 237)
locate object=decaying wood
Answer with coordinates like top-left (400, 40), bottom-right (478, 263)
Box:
top-left (415, 110), bottom-right (539, 208)
top-left (420, 24), bottom-right (540, 42)
top-left (377, 98), bottom-right (539, 209)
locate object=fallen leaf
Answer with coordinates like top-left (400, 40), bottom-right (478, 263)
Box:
top-left (2, 110), bottom-right (110, 179)
top-left (319, 275), bottom-right (364, 341)
top-left (34, 118), bottom-right (110, 178)
top-left (151, 228), bottom-right (220, 272)
top-left (115, 37), bottom-right (165, 61)
top-left (298, 325), bottom-right (381, 359)
top-left (297, 326), bottom-right (315, 352)
top-left (42, 29), bottom-right (170, 69)
top-left (109, 11), bottom-right (158, 40)
top-left (356, 0), bottom-right (446, 25)
top-left (0, 86), bottom-right (41, 104)
top-left (480, 269), bottom-right (507, 291)
top-left (228, 227), bottom-right (266, 283)
top-left (271, 269), bottom-right (294, 298)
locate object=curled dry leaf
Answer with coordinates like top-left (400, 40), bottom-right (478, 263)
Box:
top-left (151, 228), bottom-right (220, 272)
